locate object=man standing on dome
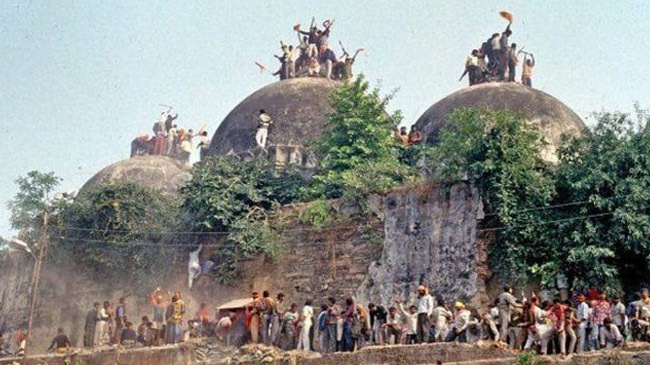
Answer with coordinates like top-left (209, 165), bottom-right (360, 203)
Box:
top-left (297, 18), bottom-right (320, 58)
top-left (460, 49), bottom-right (481, 86)
top-left (256, 110), bottom-right (273, 148)
top-left (319, 46), bottom-right (338, 79)
top-left (498, 25), bottom-right (512, 81)
top-left (489, 33), bottom-right (502, 75)
top-left (507, 43), bottom-right (519, 82)
top-left (521, 53), bottom-right (535, 87)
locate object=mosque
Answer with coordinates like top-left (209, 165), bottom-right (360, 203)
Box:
top-left (82, 78), bottom-right (586, 192)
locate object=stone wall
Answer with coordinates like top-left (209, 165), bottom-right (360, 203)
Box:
top-left (356, 183), bottom-right (486, 306)
top-left (0, 344), bottom-right (197, 365)
top-left (0, 182), bottom-right (487, 355)
top-left (0, 221), bottom-right (383, 355)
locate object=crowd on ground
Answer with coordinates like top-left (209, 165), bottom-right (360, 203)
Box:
top-left (4, 283), bottom-right (650, 358)
top-left (460, 16), bottom-right (535, 87)
top-left (225, 285), bottom-right (646, 357)
top-left (267, 17), bottom-right (363, 81)
top-left (129, 108), bottom-right (211, 164)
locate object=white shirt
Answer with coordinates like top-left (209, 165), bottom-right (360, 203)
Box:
top-left (398, 305), bottom-right (417, 335)
top-left (577, 302), bottom-right (590, 322)
top-left (602, 325), bottom-right (623, 344)
top-left (199, 136), bottom-right (210, 150)
top-left (490, 307), bottom-right (499, 319)
top-left (466, 55), bottom-right (478, 67)
top-left (301, 305), bottom-right (314, 326)
top-left (417, 294), bottom-right (434, 315)
top-left (455, 309), bottom-right (471, 331)
top-left (533, 306), bottom-right (547, 324)
top-left (432, 306), bottom-right (453, 328)
top-left (387, 313), bottom-right (401, 326)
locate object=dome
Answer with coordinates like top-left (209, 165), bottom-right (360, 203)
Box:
top-left (206, 78), bottom-right (341, 157)
top-left (415, 83), bottom-right (587, 162)
top-left (80, 156), bottom-right (191, 196)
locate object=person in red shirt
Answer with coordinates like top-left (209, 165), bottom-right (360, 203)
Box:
top-left (548, 298), bottom-right (567, 355)
top-left (196, 303), bottom-right (211, 337)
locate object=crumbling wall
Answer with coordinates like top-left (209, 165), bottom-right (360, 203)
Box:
top-left (0, 221), bottom-right (383, 355)
top-left (356, 183), bottom-right (486, 306)
top-left (237, 218), bottom-right (383, 306)
top-left (0, 182), bottom-right (487, 355)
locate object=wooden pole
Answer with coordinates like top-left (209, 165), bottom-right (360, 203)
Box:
top-left (23, 211), bottom-right (49, 361)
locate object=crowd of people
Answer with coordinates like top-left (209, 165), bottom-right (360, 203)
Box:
top-left (2, 284), bottom-right (650, 358)
top-left (460, 16), bottom-right (536, 87)
top-left (130, 108), bottom-right (211, 165)
top-left (268, 18), bottom-right (364, 81)
top-left (228, 285), bottom-right (650, 356)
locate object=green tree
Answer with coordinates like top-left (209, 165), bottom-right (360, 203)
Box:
top-left (303, 75), bottom-right (414, 203)
top-left (430, 108), bottom-right (556, 285)
top-left (553, 110), bottom-right (650, 295)
top-left (55, 182), bottom-right (180, 276)
top-left (180, 156), bottom-right (304, 282)
top-left (7, 171), bottom-right (61, 243)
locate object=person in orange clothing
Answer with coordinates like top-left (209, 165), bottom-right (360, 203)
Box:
top-left (245, 292), bottom-right (262, 343)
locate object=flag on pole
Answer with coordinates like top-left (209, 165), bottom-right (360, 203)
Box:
top-left (499, 11), bottom-right (514, 24)
top-left (254, 61), bottom-right (267, 73)
top-left (293, 23), bottom-right (301, 31)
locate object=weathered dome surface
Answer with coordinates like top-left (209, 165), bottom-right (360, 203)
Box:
top-left (415, 83), bottom-right (587, 162)
top-left (80, 156), bottom-right (191, 196)
top-left (207, 78), bottom-right (341, 156)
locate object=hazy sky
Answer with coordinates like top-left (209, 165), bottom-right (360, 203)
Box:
top-left (1, 0), bottom-right (649, 238)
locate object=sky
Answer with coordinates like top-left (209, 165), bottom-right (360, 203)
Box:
top-left (0, 0), bottom-right (649, 239)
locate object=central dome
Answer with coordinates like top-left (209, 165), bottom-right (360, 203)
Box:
top-left (207, 78), bottom-right (341, 157)
top-left (415, 83), bottom-right (587, 162)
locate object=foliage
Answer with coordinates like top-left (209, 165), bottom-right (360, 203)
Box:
top-left (299, 200), bottom-right (334, 228)
top-left (302, 75), bottom-right (415, 204)
top-left (54, 183), bottom-right (180, 277)
top-left (431, 106), bottom-right (650, 298)
top-left (430, 108), bottom-right (555, 285)
top-left (515, 350), bottom-right (540, 365)
top-left (7, 171), bottom-right (61, 243)
top-left (553, 110), bottom-right (650, 296)
top-left (180, 156), bottom-right (304, 282)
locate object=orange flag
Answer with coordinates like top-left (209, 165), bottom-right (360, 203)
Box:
top-left (500, 11), bottom-right (514, 24)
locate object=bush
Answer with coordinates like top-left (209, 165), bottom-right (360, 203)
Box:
top-left (180, 156), bottom-right (304, 282)
top-left (302, 75), bottom-right (415, 205)
top-left (55, 182), bottom-right (180, 278)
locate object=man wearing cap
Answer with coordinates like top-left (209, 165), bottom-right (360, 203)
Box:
top-left (498, 285), bottom-right (522, 343)
top-left (415, 285), bottom-right (434, 343)
top-left (445, 302), bottom-right (470, 343)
